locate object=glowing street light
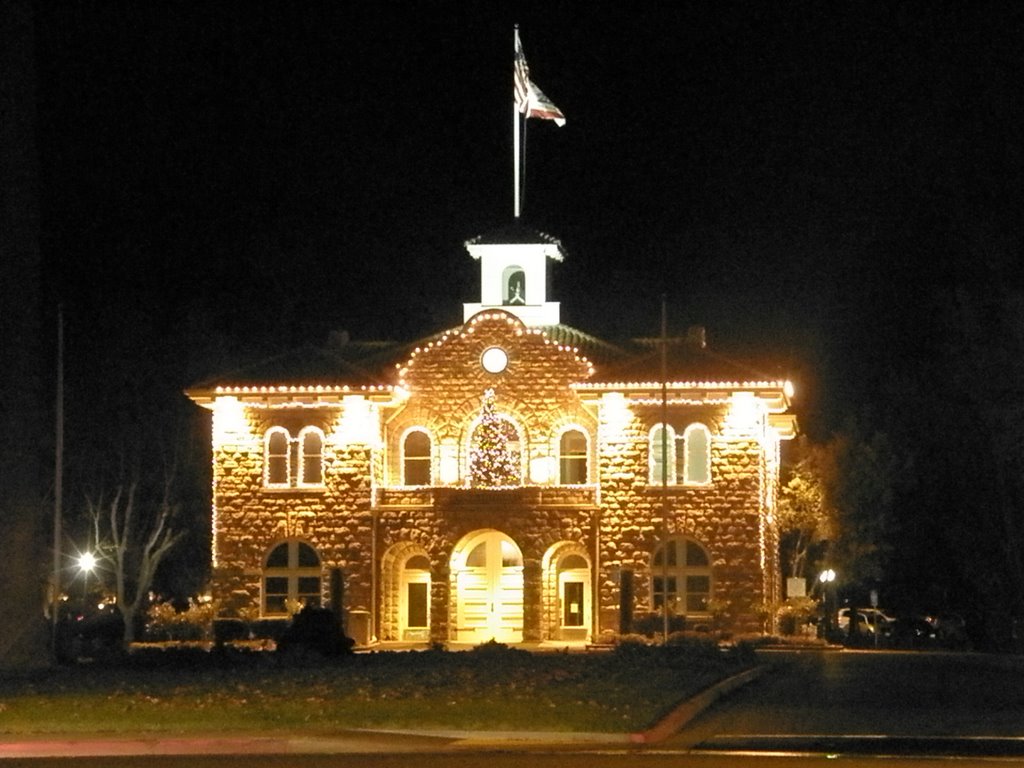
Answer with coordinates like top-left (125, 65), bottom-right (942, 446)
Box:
top-left (77, 552), bottom-right (97, 610)
top-left (77, 552), bottom-right (97, 573)
top-left (819, 568), bottom-right (837, 637)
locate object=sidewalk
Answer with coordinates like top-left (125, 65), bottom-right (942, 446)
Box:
top-left (0, 666), bottom-right (768, 759)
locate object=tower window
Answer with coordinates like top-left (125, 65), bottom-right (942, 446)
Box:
top-left (503, 267), bottom-right (526, 305)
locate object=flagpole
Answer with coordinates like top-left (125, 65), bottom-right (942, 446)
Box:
top-left (52, 304), bottom-right (64, 652)
top-left (520, 116), bottom-right (528, 217)
top-left (513, 26), bottom-right (521, 218)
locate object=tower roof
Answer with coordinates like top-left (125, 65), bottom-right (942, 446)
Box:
top-left (464, 223), bottom-right (566, 260)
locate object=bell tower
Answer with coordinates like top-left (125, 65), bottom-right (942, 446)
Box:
top-left (462, 225), bottom-right (564, 327)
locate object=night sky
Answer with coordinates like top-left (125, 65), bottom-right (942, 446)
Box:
top-left (31, 4), bottom-right (1023, 493)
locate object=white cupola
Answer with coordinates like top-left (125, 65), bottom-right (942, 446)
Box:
top-left (462, 225), bottom-right (565, 327)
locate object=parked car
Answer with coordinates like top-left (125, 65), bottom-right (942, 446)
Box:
top-left (838, 608), bottom-right (894, 636)
top-left (929, 613), bottom-right (971, 650)
top-left (55, 603), bottom-right (124, 662)
top-left (888, 615), bottom-right (939, 648)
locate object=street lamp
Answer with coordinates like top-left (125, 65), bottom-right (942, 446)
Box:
top-left (819, 568), bottom-right (836, 637)
top-left (77, 552), bottom-right (96, 610)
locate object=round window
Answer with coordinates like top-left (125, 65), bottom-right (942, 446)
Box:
top-left (481, 346), bottom-right (509, 374)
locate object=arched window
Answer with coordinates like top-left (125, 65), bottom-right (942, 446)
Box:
top-left (651, 537), bottom-right (712, 614)
top-left (298, 427), bottom-right (324, 486)
top-left (265, 428), bottom-right (290, 486)
top-left (264, 427), bottom-right (326, 488)
top-left (559, 429), bottom-right (588, 484)
top-left (503, 266), bottom-right (526, 305)
top-left (403, 429), bottom-right (432, 486)
top-left (648, 424), bottom-right (677, 485)
top-left (682, 423), bottom-right (711, 485)
top-left (263, 540), bottom-right (322, 616)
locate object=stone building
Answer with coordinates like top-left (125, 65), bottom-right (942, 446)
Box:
top-left (187, 226), bottom-right (797, 644)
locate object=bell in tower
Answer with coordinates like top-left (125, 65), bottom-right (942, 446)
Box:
top-left (463, 224), bottom-right (564, 327)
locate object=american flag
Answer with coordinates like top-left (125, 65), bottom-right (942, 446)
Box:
top-left (514, 32), bottom-right (566, 127)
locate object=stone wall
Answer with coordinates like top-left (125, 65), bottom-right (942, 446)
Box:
top-left (203, 313), bottom-right (786, 641)
top-left (390, 313), bottom-right (596, 485)
top-left (211, 405), bottom-right (374, 616)
top-left (596, 401), bottom-right (772, 635)
top-left (375, 490), bottom-right (595, 642)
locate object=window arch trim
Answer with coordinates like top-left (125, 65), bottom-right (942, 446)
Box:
top-left (263, 426), bottom-right (327, 489)
top-left (682, 422), bottom-right (712, 486)
top-left (648, 423), bottom-right (677, 485)
top-left (502, 264), bottom-right (526, 305)
top-left (650, 536), bottom-right (713, 615)
top-left (557, 426), bottom-right (590, 485)
top-left (262, 539), bottom-right (323, 616)
top-left (297, 426), bottom-right (325, 487)
top-left (401, 426), bottom-right (433, 487)
top-left (264, 427), bottom-right (291, 487)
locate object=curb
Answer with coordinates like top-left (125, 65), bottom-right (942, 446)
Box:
top-left (629, 665), bottom-right (769, 745)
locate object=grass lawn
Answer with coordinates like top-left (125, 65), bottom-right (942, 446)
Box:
top-left (0, 639), bottom-right (756, 735)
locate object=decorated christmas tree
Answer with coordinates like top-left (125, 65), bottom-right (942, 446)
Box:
top-left (469, 388), bottom-right (520, 488)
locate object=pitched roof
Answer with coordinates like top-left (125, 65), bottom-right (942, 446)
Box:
top-left (187, 325), bottom-right (788, 395)
top-left (190, 338), bottom-right (401, 390)
top-left (585, 332), bottom-right (790, 387)
top-left (464, 222), bottom-right (566, 259)
top-left (538, 324), bottom-right (629, 367)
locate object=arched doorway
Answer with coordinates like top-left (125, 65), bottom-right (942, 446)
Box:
top-left (400, 554), bottom-right (431, 641)
top-left (542, 543), bottom-right (592, 641)
top-left (558, 554), bottom-right (590, 636)
top-left (452, 530), bottom-right (523, 643)
top-left (380, 542), bottom-right (432, 642)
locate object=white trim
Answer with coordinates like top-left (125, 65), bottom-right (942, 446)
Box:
top-left (262, 539), bottom-right (322, 617)
top-left (400, 426), bottom-right (433, 487)
top-left (296, 426), bottom-right (326, 487)
top-left (648, 423), bottom-right (677, 485)
top-left (556, 425), bottom-right (590, 485)
top-left (264, 427), bottom-right (291, 488)
top-left (682, 423), bottom-right (712, 486)
top-left (651, 536), bottom-right (713, 617)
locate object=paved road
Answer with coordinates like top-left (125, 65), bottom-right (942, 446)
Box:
top-left (6, 649), bottom-right (1024, 766)
top-left (671, 648), bottom-right (1024, 759)
top-left (11, 746), bottom-right (1024, 767)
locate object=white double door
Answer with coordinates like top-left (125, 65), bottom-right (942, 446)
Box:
top-left (456, 532), bottom-right (523, 643)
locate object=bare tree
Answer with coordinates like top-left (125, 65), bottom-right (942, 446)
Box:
top-left (87, 478), bottom-right (185, 648)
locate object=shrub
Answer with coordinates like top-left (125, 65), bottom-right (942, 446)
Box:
top-left (612, 634), bottom-right (652, 662)
top-left (213, 618), bottom-right (247, 646)
top-left (662, 634), bottom-right (721, 662)
top-left (276, 606), bottom-right (354, 659)
top-left (145, 598), bottom-right (219, 642)
top-left (776, 597), bottom-right (817, 636)
top-left (632, 612), bottom-right (686, 637)
top-left (724, 638), bottom-right (759, 665)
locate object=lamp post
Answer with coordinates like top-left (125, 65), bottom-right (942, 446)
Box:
top-left (819, 568), bottom-right (836, 638)
top-left (77, 552), bottom-right (96, 612)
